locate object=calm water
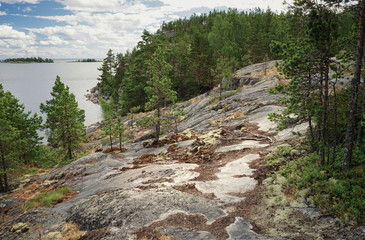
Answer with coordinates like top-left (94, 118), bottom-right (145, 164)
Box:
top-left (0, 60), bottom-right (103, 126)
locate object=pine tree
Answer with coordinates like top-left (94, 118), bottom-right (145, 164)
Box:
top-left (114, 116), bottom-right (127, 150)
top-left (40, 76), bottom-right (85, 160)
top-left (102, 118), bottom-right (114, 150)
top-left (144, 47), bottom-right (177, 142)
top-left (0, 84), bottom-right (42, 192)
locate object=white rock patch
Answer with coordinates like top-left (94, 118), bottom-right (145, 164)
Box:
top-left (195, 154), bottom-right (259, 203)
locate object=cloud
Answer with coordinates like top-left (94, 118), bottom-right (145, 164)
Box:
top-left (0, 24), bottom-right (34, 40)
top-left (0, 11), bottom-right (6, 16)
top-left (55, 0), bottom-right (127, 12)
top-left (39, 35), bottom-right (68, 45)
top-left (1, 0), bottom-right (292, 58)
top-left (23, 6), bottom-right (32, 12)
top-left (0, 25), bottom-right (36, 56)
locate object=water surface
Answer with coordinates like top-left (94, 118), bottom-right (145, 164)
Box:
top-left (0, 60), bottom-right (103, 126)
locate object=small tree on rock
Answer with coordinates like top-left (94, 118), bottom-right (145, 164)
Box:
top-left (40, 76), bottom-right (86, 160)
top-left (114, 116), bottom-right (127, 150)
top-left (144, 47), bottom-right (177, 142)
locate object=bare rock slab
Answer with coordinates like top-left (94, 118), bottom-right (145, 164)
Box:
top-left (226, 217), bottom-right (279, 240)
top-left (157, 226), bottom-right (216, 240)
top-left (67, 188), bottom-right (226, 239)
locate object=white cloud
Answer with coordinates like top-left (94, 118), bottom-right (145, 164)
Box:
top-left (0, 25), bottom-right (36, 57)
top-left (55, 0), bottom-right (127, 12)
top-left (39, 35), bottom-right (68, 45)
top-left (1, 0), bottom-right (293, 58)
top-left (0, 11), bottom-right (6, 16)
top-left (0, 24), bottom-right (34, 40)
top-left (23, 6), bottom-right (32, 12)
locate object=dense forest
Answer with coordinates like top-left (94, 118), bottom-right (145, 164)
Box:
top-left (97, 6), bottom-right (356, 115)
top-left (1, 57), bottom-right (54, 63)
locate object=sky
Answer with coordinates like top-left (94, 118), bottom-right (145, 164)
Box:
top-left (0, 0), bottom-right (291, 59)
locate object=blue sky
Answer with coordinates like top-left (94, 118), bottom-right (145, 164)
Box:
top-left (0, 0), bottom-right (291, 59)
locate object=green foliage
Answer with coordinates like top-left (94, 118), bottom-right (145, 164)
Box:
top-left (98, 8), bottom-right (313, 116)
top-left (265, 144), bottom-right (295, 167)
top-left (163, 104), bottom-right (185, 135)
top-left (22, 186), bottom-right (72, 211)
top-left (101, 116), bottom-right (127, 150)
top-left (75, 58), bottom-right (99, 62)
top-left (276, 147), bottom-right (365, 225)
top-left (0, 84), bottom-right (42, 192)
top-left (114, 116), bottom-right (127, 150)
top-left (40, 76), bottom-right (86, 160)
top-left (33, 145), bottom-right (65, 168)
top-left (102, 118), bottom-right (114, 149)
top-left (142, 46), bottom-right (177, 141)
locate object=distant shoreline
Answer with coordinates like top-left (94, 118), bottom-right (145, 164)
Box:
top-left (1, 57), bottom-right (54, 63)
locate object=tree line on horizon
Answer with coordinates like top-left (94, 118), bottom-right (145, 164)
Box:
top-left (1, 57), bottom-right (54, 63)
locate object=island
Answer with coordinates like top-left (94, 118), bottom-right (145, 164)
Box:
top-left (1, 57), bottom-right (54, 63)
top-left (74, 58), bottom-right (100, 62)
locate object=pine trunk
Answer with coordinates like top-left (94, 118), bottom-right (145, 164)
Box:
top-left (343, 0), bottom-right (365, 171)
top-left (119, 134), bottom-right (122, 150)
top-left (1, 146), bottom-right (8, 192)
top-left (156, 107), bottom-right (161, 142)
top-left (356, 75), bottom-right (365, 144)
top-left (0, 144), bottom-right (4, 192)
top-left (68, 146), bottom-right (72, 160)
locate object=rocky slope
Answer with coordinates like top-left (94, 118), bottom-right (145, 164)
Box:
top-left (1, 61), bottom-right (363, 240)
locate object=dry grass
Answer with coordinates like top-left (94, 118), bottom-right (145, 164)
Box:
top-left (226, 110), bottom-right (248, 121)
top-left (210, 97), bottom-right (220, 105)
top-left (139, 232), bottom-right (172, 240)
top-left (209, 118), bottom-right (225, 126)
top-left (60, 222), bottom-right (86, 240)
top-left (190, 96), bottom-right (201, 105)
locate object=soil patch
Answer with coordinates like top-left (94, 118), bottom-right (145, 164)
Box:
top-left (173, 183), bottom-right (216, 200)
top-left (134, 213), bottom-right (234, 240)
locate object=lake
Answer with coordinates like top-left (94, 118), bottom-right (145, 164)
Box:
top-left (0, 60), bottom-right (103, 126)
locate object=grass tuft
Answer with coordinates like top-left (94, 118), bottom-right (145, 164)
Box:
top-left (22, 186), bottom-right (73, 211)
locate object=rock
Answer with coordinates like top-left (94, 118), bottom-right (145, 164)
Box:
top-left (158, 226), bottom-right (216, 240)
top-left (11, 222), bottom-right (29, 233)
top-left (47, 231), bottom-right (62, 240)
top-left (226, 217), bottom-right (276, 239)
top-left (238, 76), bottom-right (261, 86)
top-left (66, 188), bottom-right (226, 239)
